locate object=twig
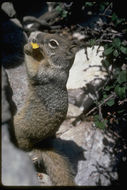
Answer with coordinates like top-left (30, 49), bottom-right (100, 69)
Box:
top-left (99, 14), bottom-right (112, 18)
top-left (102, 2), bottom-right (112, 15)
top-left (85, 92), bottom-right (117, 117)
top-left (96, 39), bottom-right (112, 43)
top-left (118, 98), bottom-right (127, 105)
top-left (98, 104), bottom-right (103, 120)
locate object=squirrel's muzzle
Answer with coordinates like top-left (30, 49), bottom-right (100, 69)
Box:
top-left (24, 42), bottom-right (44, 61)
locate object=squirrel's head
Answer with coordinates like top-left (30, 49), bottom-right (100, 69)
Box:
top-left (24, 32), bottom-right (78, 71)
top-left (24, 32), bottom-right (79, 86)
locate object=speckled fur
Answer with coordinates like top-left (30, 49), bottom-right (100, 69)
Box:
top-left (14, 33), bottom-right (76, 185)
top-left (14, 85), bottom-right (68, 150)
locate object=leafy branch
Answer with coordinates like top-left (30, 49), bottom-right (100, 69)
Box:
top-left (86, 92), bottom-right (117, 117)
top-left (82, 2), bottom-right (127, 129)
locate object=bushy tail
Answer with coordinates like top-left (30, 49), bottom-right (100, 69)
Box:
top-left (35, 149), bottom-right (76, 186)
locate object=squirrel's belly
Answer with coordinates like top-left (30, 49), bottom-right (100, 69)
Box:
top-left (14, 104), bottom-right (67, 146)
top-left (30, 107), bottom-right (66, 137)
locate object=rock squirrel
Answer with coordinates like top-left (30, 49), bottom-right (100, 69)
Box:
top-left (14, 32), bottom-right (77, 186)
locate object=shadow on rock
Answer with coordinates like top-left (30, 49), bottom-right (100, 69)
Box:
top-left (53, 138), bottom-right (86, 175)
top-left (2, 67), bottom-right (17, 122)
top-left (34, 137), bottom-right (86, 177)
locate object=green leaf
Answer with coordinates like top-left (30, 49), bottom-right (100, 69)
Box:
top-left (95, 120), bottom-right (107, 129)
top-left (99, 4), bottom-right (105, 11)
top-left (116, 18), bottom-right (124, 25)
top-left (56, 6), bottom-right (62, 13)
top-left (62, 10), bottom-right (67, 18)
top-left (104, 47), bottom-right (113, 55)
top-left (106, 99), bottom-right (115, 107)
top-left (104, 85), bottom-right (113, 91)
top-left (115, 86), bottom-right (126, 98)
top-left (89, 39), bottom-right (96, 47)
top-left (118, 110), bottom-right (124, 114)
top-left (120, 46), bottom-right (127, 54)
top-left (103, 59), bottom-right (110, 67)
top-left (113, 49), bottom-right (119, 57)
top-left (94, 115), bottom-right (99, 121)
top-left (112, 13), bottom-right (118, 21)
top-left (103, 94), bottom-right (108, 99)
top-left (104, 86), bottom-right (110, 91)
top-left (94, 115), bottom-right (107, 129)
top-left (85, 2), bottom-right (93, 7)
top-left (117, 70), bottom-right (127, 83)
top-left (112, 38), bottom-right (121, 48)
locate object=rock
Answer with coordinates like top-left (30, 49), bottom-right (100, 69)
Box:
top-left (73, 32), bottom-right (85, 40)
top-left (37, 173), bottom-right (52, 186)
top-left (2, 67), bottom-right (39, 186)
top-left (67, 103), bottom-right (83, 119)
top-left (58, 121), bottom-right (118, 185)
top-left (1, 2), bottom-right (16, 17)
top-left (56, 119), bottom-right (74, 136)
top-left (67, 47), bottom-right (107, 89)
top-left (2, 125), bottom-right (39, 186)
top-left (67, 47), bottom-right (108, 111)
top-left (6, 63), bottom-right (28, 111)
top-left (2, 67), bottom-right (12, 123)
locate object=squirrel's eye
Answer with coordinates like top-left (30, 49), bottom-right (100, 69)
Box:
top-left (48, 39), bottom-right (59, 49)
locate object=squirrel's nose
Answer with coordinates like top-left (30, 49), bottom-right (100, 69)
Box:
top-left (28, 38), bottom-right (37, 43)
top-left (32, 38), bottom-right (37, 43)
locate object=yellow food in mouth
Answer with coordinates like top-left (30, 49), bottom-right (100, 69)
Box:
top-left (31, 42), bottom-right (40, 49)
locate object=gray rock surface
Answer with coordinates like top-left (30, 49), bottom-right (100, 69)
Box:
top-left (1, 2), bottom-right (16, 17)
top-left (2, 125), bottom-right (39, 186)
top-left (2, 67), bottom-right (12, 123)
top-left (57, 121), bottom-right (118, 186)
top-left (2, 67), bottom-right (39, 186)
top-left (6, 63), bottom-right (28, 111)
top-left (67, 47), bottom-right (108, 112)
